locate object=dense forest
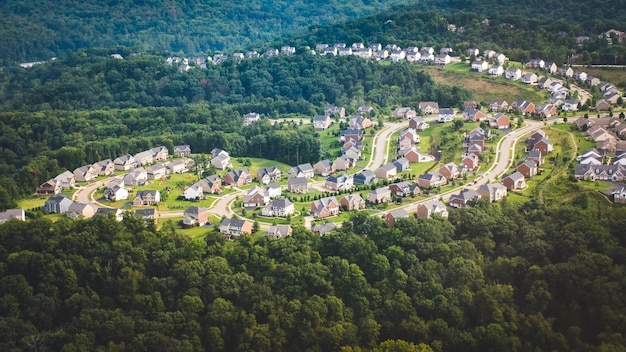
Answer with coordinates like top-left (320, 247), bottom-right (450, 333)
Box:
top-left (1, 198), bottom-right (625, 351)
top-left (0, 0), bottom-right (406, 63)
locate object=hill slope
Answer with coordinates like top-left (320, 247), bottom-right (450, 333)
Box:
top-left (0, 0), bottom-right (405, 63)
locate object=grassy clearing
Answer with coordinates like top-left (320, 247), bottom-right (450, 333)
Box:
top-left (580, 67), bottom-right (626, 88)
top-left (424, 63), bottom-right (549, 104)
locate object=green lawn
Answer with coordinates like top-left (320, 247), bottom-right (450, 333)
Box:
top-left (18, 195), bottom-right (49, 210)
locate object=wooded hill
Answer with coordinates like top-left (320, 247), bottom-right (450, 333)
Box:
top-left (1, 198), bottom-right (625, 351)
top-left (0, 0), bottom-right (405, 63)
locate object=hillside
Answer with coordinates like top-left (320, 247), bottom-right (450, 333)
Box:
top-left (0, 0), bottom-right (406, 63)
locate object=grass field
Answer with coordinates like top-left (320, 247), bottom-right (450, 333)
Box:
top-left (424, 63), bottom-right (550, 104)
top-left (580, 67), bottom-right (626, 88)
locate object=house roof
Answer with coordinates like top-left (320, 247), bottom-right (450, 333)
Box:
top-left (288, 177), bottom-right (308, 186)
top-left (269, 198), bottom-right (293, 208)
top-left (388, 208), bottom-right (408, 218)
top-left (311, 222), bottom-right (337, 235)
top-left (504, 171), bottom-right (525, 181)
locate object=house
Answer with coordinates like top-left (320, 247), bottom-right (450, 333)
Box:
top-left (488, 65), bottom-right (504, 76)
top-left (462, 153), bottom-right (480, 170)
top-left (586, 76), bottom-right (601, 87)
top-left (311, 222), bottom-right (337, 235)
top-left (219, 218), bottom-right (252, 238)
top-left (165, 160), bottom-right (187, 174)
top-left (390, 49), bottom-right (406, 62)
top-left (357, 106), bottom-right (375, 115)
top-left (210, 154), bottom-right (231, 170)
top-left (490, 100), bottom-right (508, 112)
top-left (493, 113), bottom-right (511, 129)
top-left (511, 101), bottom-right (535, 116)
top-left (375, 163), bottom-right (398, 180)
top-left (146, 164), bottom-right (167, 180)
top-left (517, 160), bottom-right (538, 178)
top-left (399, 128), bottom-right (420, 144)
top-left (340, 194), bottom-right (365, 211)
top-left (463, 108), bottom-right (487, 122)
top-left (114, 155), bottom-right (136, 171)
top-left (502, 172), bottom-right (526, 190)
top-left (537, 77), bottom-right (553, 89)
top-left (393, 107), bottom-right (418, 119)
top-left (467, 143), bottom-right (483, 156)
top-left (0, 209), bottom-right (25, 224)
top-left (349, 115), bottom-right (373, 130)
top-left (464, 133), bottom-right (485, 150)
top-left (73, 165), bottom-right (97, 182)
top-left (434, 54), bottom-right (451, 65)
top-left (173, 145), bottom-right (191, 158)
top-left (393, 157), bottom-right (411, 172)
top-left (419, 102), bottom-right (440, 115)
top-left (133, 190), bottom-right (160, 206)
top-left (44, 196), bottom-right (73, 214)
top-left (94, 159), bottom-right (115, 176)
top-left (135, 208), bottom-right (157, 224)
top-left (613, 185), bottom-right (626, 204)
top-left (325, 173), bottom-right (353, 191)
top-left (574, 164), bottom-right (626, 182)
top-left (256, 166), bottom-right (282, 184)
top-left (287, 163), bottom-right (314, 179)
top-left (544, 62), bottom-right (558, 74)
top-left (596, 99), bottom-right (611, 111)
top-left (287, 177), bottom-right (308, 193)
top-left (341, 128), bottom-right (363, 142)
top-left (265, 183), bottom-right (282, 199)
top-left (197, 175), bottom-right (222, 194)
top-left (520, 72), bottom-right (538, 84)
top-left (314, 159), bottom-right (335, 176)
top-left (243, 112), bottom-right (260, 126)
top-left (95, 207), bottom-right (124, 221)
top-left (243, 186), bottom-right (269, 207)
top-left (310, 196), bottom-right (340, 219)
top-left (403, 149), bottom-right (434, 163)
top-left (409, 116), bottom-right (429, 131)
top-left (467, 48), bottom-right (479, 57)
top-left (449, 189), bottom-right (482, 208)
top-left (134, 150), bottom-right (154, 166)
top-left (389, 181), bottom-right (419, 197)
top-left (66, 202), bottom-right (95, 219)
top-left (417, 172), bottom-right (447, 188)
top-left (477, 183), bottom-right (508, 202)
top-left (324, 106), bottom-right (345, 118)
top-left (535, 104), bottom-right (557, 118)
top-left (105, 180), bottom-right (129, 201)
top-left (333, 155), bottom-right (355, 171)
top-left (224, 168), bottom-right (251, 187)
top-left (437, 109), bottom-right (455, 123)
top-left (150, 146), bottom-right (169, 162)
top-left (493, 53), bottom-right (507, 65)
top-left (262, 199), bottom-right (295, 217)
top-left (558, 66), bottom-right (574, 78)
top-left (368, 188), bottom-right (392, 204)
top-left (386, 208), bottom-right (409, 228)
top-left (124, 167), bottom-right (148, 186)
top-left (313, 115), bottom-right (332, 130)
top-left (526, 59), bottom-right (545, 69)
top-left (264, 225), bottom-right (292, 239)
top-left (354, 170), bottom-right (377, 185)
top-left (211, 148), bottom-right (229, 158)
top-left (471, 60), bottom-right (489, 72)
top-left (562, 99), bottom-right (580, 112)
top-left (183, 184), bottom-right (204, 200)
top-left (533, 138), bottom-right (553, 156)
top-left (37, 179), bottom-right (62, 195)
top-left (417, 200), bottom-right (448, 219)
top-left (439, 162), bottom-right (463, 180)
top-left (525, 150), bottom-right (544, 165)
top-left (574, 71), bottom-right (587, 82)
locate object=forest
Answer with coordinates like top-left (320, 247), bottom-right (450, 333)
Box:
top-left (0, 0), bottom-right (405, 64)
top-left (1, 197), bottom-right (625, 351)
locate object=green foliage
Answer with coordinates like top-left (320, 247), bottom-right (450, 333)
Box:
top-left (1, 198), bottom-right (625, 350)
